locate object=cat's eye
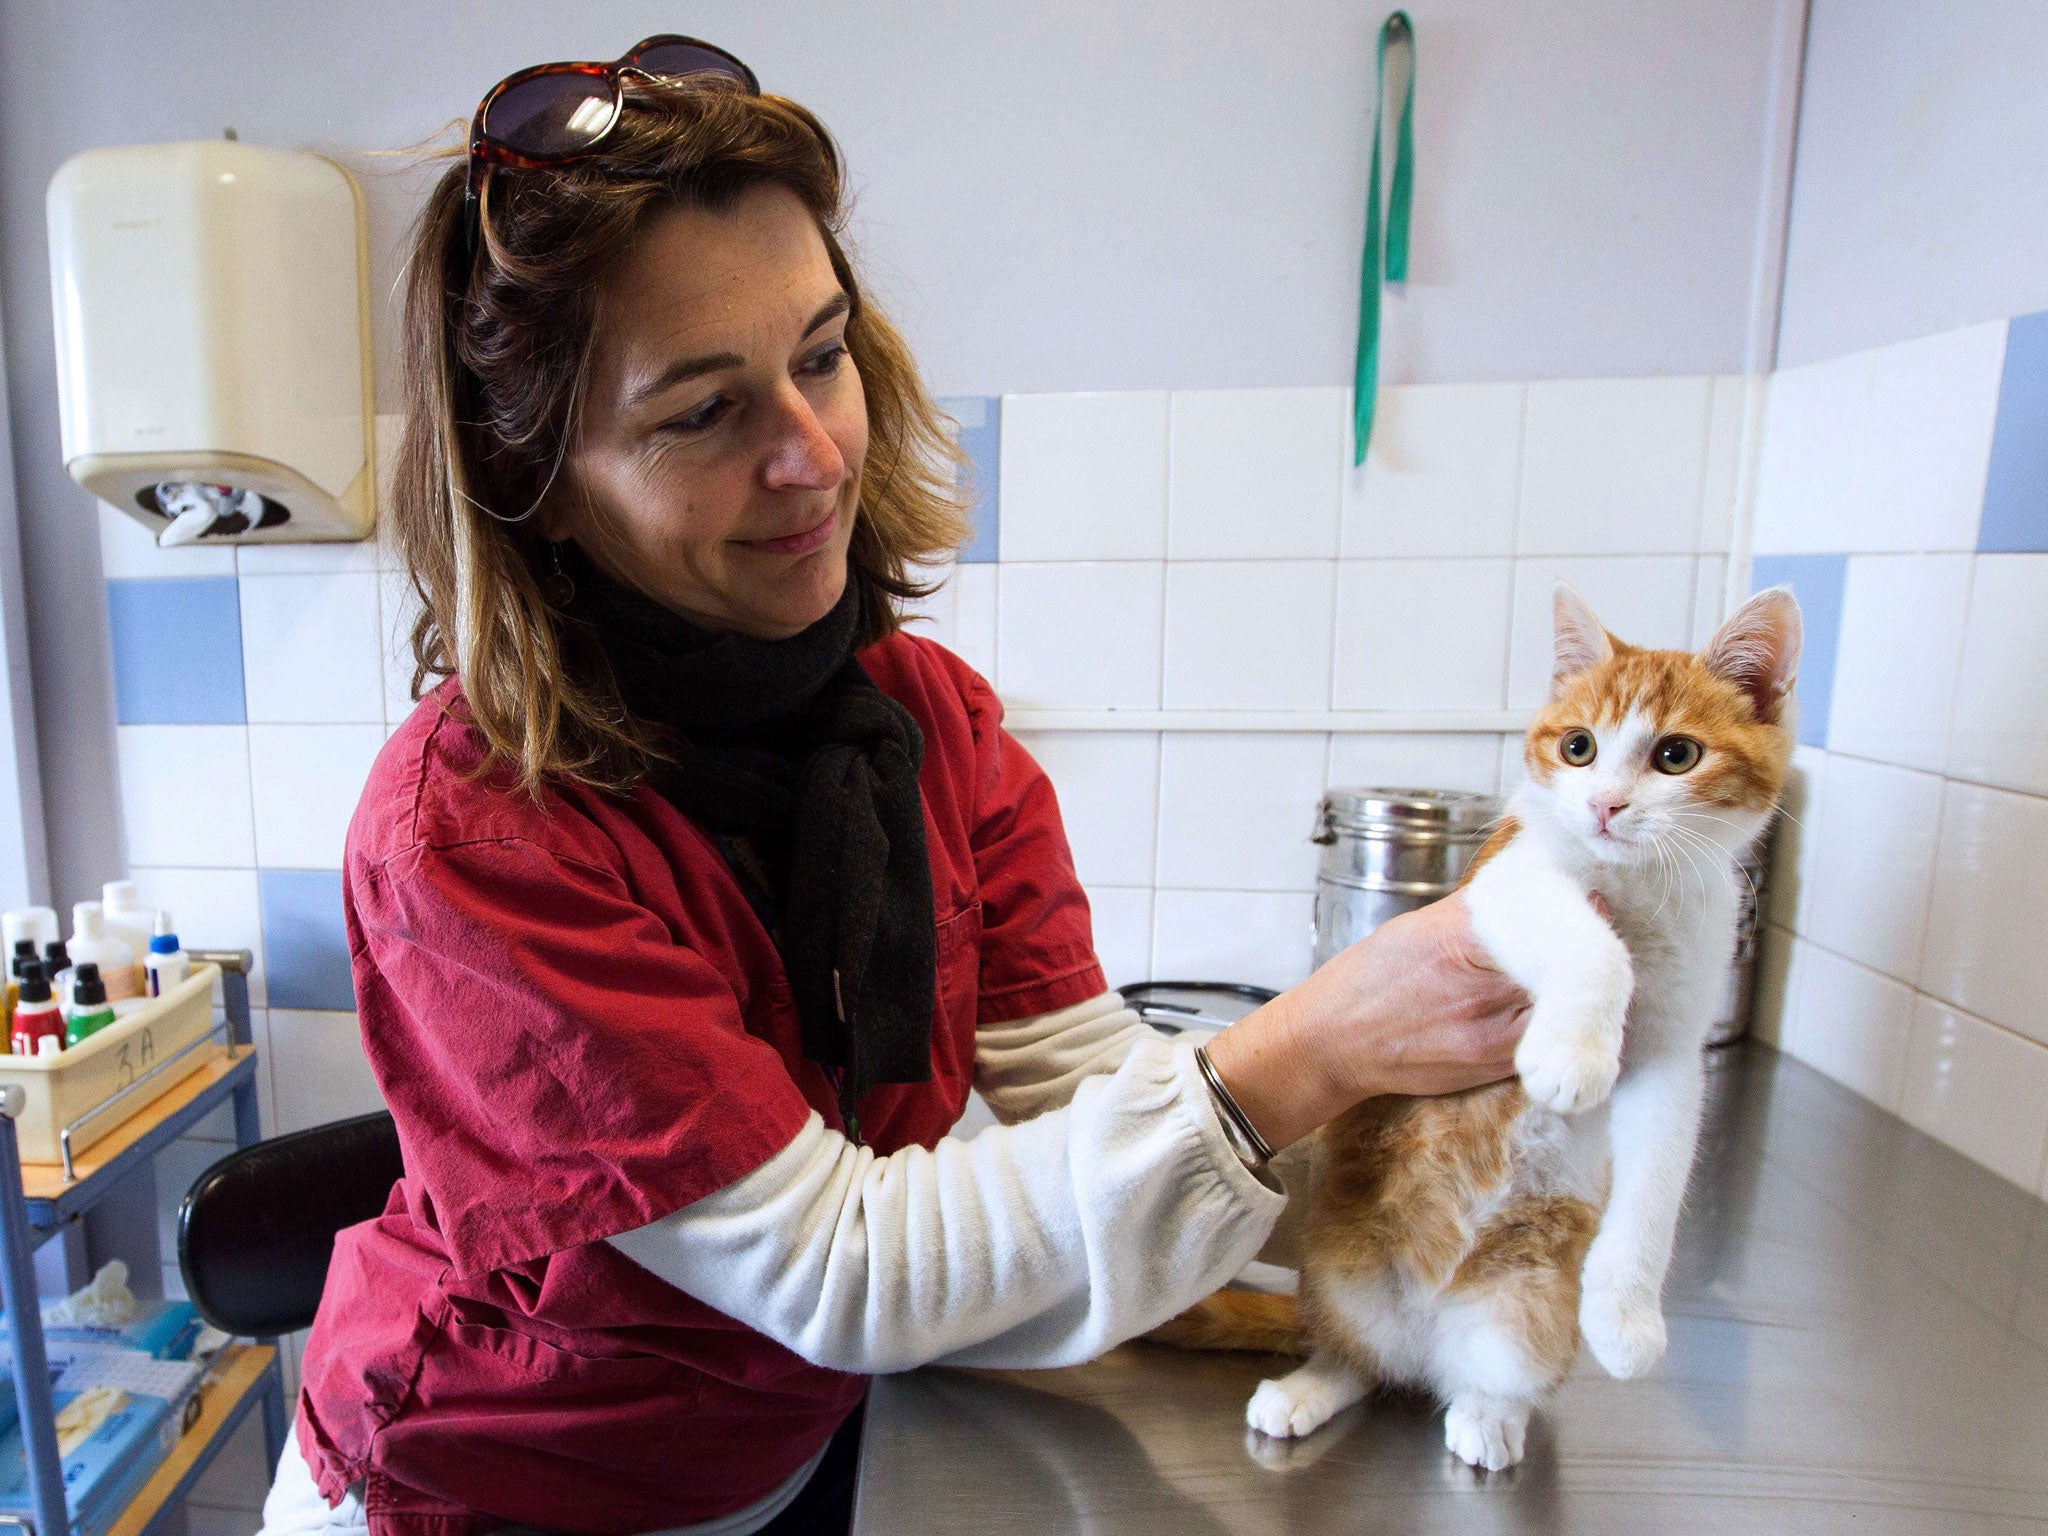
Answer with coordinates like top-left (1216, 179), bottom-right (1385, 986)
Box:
top-left (1559, 730), bottom-right (1597, 766)
top-left (1653, 736), bottom-right (1703, 774)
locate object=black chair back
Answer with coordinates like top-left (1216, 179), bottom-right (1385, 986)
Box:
top-left (177, 1111), bottom-right (404, 1337)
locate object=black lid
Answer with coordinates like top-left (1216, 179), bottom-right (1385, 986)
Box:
top-left (9, 940), bottom-right (33, 979)
top-left (17, 959), bottom-right (50, 1003)
top-left (43, 940), bottom-right (69, 970)
top-left (71, 962), bottom-right (106, 1008)
top-left (11, 939), bottom-right (32, 958)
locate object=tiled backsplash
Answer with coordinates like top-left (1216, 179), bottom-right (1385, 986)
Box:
top-left (1752, 309), bottom-right (2048, 1199)
top-left (100, 377), bottom-right (1745, 1158)
top-left (101, 332), bottom-right (2048, 1347)
top-left (96, 428), bottom-right (409, 1333)
top-left (914, 377), bottom-right (1743, 990)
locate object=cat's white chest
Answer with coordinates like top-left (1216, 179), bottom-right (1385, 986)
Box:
top-left (1465, 824), bottom-right (1740, 1065)
top-left (1594, 863), bottom-right (1738, 1024)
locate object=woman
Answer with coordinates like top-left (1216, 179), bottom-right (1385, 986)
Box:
top-left (264, 39), bottom-right (1532, 1536)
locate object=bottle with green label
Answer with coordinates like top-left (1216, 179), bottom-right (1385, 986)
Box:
top-left (65, 961), bottom-right (116, 1046)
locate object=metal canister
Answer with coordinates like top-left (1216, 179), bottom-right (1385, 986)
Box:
top-left (1311, 788), bottom-right (1500, 967)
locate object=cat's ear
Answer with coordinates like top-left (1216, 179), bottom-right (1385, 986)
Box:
top-left (1702, 587), bottom-right (1803, 723)
top-left (1552, 582), bottom-right (1614, 685)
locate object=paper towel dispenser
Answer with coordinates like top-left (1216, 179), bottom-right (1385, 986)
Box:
top-left (47, 140), bottom-right (376, 545)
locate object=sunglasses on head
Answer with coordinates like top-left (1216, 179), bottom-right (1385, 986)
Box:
top-left (463, 34), bottom-right (761, 266)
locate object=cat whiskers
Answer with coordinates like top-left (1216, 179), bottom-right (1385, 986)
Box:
top-left (1669, 806), bottom-right (1765, 841)
top-left (1646, 830), bottom-right (1698, 909)
top-left (1668, 810), bottom-right (1765, 899)
top-left (1642, 830), bottom-right (1678, 920)
top-left (1661, 821), bottom-right (1740, 903)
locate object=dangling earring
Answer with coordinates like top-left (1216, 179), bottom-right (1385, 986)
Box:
top-left (543, 540), bottom-right (575, 606)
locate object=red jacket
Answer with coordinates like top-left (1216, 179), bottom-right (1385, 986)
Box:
top-left (297, 634), bottom-right (1105, 1533)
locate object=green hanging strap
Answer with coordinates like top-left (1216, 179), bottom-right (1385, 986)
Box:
top-left (1353, 10), bottom-right (1416, 466)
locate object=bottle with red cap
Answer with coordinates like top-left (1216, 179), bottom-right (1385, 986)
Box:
top-left (12, 961), bottom-right (63, 1057)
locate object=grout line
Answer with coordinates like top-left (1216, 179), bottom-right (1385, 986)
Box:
top-left (1145, 730), bottom-right (1167, 894)
top-left (1501, 388), bottom-right (1534, 709)
top-left (1783, 924), bottom-right (2048, 1066)
top-left (1003, 708), bottom-right (1533, 734)
top-left (1779, 925), bottom-right (1916, 994)
top-left (987, 550), bottom-right (1710, 567)
top-left (989, 564), bottom-right (1006, 692)
top-left (1688, 380), bottom-right (1716, 561)
top-left (1507, 383), bottom-right (1531, 561)
top-left (1147, 560), bottom-right (1165, 710)
top-left (983, 552), bottom-right (1720, 573)
top-left (1135, 885), bottom-right (1320, 899)
top-left (1159, 393), bottom-right (1178, 574)
top-left (1325, 553), bottom-right (1343, 712)
top-left (1686, 554), bottom-right (1705, 653)
top-left (1902, 554), bottom-right (1982, 986)
top-left (1813, 744), bottom-right (2048, 806)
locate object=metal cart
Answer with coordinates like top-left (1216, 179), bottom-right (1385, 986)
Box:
top-left (0, 949), bottom-right (286, 1535)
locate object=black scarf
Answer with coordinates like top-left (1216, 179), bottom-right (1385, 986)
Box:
top-left (559, 546), bottom-right (935, 1115)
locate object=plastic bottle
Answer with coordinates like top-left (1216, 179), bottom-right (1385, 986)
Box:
top-left (1, 907), bottom-right (58, 960)
top-left (64, 963), bottom-right (115, 1047)
top-left (99, 882), bottom-right (155, 997)
top-left (43, 940), bottom-right (73, 1011)
top-left (144, 911), bottom-right (188, 999)
top-left (12, 962), bottom-right (62, 1057)
top-left (66, 903), bottom-right (138, 1003)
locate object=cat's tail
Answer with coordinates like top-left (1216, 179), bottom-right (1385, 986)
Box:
top-left (1144, 1289), bottom-right (1308, 1356)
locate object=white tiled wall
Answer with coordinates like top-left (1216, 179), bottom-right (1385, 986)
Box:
top-left (917, 376), bottom-right (1747, 992)
top-left (88, 317), bottom-right (2048, 1535)
top-left (1825, 553), bottom-right (1972, 773)
top-left (100, 423), bottom-right (419, 1426)
top-left (1948, 555), bottom-right (2048, 797)
top-left (108, 379), bottom-right (1747, 1357)
top-left (1752, 321), bottom-right (2006, 555)
top-left (1753, 316), bottom-right (2048, 1201)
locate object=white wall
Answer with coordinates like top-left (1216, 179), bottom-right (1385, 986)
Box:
top-left (0, 0), bottom-right (1800, 908)
top-left (915, 376), bottom-right (1743, 991)
top-left (1776, 0), bottom-right (2048, 367)
top-left (1752, 0), bottom-right (2048, 1197)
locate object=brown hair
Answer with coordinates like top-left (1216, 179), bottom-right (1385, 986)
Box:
top-left (393, 77), bottom-right (968, 793)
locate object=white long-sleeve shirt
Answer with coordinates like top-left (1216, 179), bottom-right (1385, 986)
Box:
top-left (604, 991), bottom-right (1286, 1374)
top-left (262, 994), bottom-right (1283, 1536)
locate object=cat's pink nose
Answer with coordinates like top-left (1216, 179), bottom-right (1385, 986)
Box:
top-left (1591, 798), bottom-right (1630, 832)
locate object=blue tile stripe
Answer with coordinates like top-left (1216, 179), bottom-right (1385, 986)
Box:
top-left (1751, 554), bottom-right (1847, 750)
top-left (941, 396), bottom-right (1001, 564)
top-left (259, 867), bottom-right (356, 1011)
top-left (1979, 308), bottom-right (2048, 553)
top-left (106, 576), bottom-right (246, 725)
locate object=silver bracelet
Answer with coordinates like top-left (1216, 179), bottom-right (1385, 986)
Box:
top-left (1194, 1043), bottom-right (1277, 1167)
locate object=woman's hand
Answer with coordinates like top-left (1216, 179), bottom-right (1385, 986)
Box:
top-left (1203, 892), bottom-right (1554, 1154)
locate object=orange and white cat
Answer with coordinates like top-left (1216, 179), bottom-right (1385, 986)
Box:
top-left (1158, 582), bottom-right (1801, 1471)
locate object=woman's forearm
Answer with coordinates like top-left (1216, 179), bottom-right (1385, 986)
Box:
top-left (1200, 985), bottom-right (1362, 1154)
top-left (606, 1033), bottom-right (1285, 1374)
top-left (1204, 894), bottom-right (1534, 1154)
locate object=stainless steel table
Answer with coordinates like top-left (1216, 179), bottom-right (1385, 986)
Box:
top-left (856, 1043), bottom-right (2048, 1533)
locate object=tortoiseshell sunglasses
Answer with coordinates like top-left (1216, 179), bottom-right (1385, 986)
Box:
top-left (462, 34), bottom-right (760, 265)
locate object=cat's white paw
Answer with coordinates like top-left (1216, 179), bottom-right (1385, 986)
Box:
top-left (1246, 1376), bottom-right (1346, 1439)
top-left (1579, 1282), bottom-right (1667, 1379)
top-left (1442, 1397), bottom-right (1529, 1471)
top-left (1515, 1029), bottom-right (1622, 1116)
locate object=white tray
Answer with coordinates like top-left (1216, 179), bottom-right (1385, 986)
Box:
top-left (0, 964), bottom-right (220, 1164)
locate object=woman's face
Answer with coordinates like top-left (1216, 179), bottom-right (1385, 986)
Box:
top-left (555, 184), bottom-right (867, 639)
